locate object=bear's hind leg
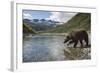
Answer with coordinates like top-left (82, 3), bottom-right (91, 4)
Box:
top-left (84, 37), bottom-right (89, 47)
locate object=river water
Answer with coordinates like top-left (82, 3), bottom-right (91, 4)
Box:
top-left (23, 35), bottom-right (66, 62)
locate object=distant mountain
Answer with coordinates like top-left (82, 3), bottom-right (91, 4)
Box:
top-left (23, 19), bottom-right (62, 31)
top-left (46, 13), bottom-right (91, 33)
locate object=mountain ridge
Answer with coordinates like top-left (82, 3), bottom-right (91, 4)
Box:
top-left (46, 13), bottom-right (91, 33)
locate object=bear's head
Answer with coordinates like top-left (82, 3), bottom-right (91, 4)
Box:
top-left (64, 35), bottom-right (71, 43)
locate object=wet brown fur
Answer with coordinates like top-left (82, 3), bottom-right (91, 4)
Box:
top-left (64, 30), bottom-right (89, 48)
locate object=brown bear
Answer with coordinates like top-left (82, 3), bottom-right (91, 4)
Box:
top-left (64, 30), bottom-right (89, 48)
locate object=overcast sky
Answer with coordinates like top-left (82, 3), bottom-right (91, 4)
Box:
top-left (23, 10), bottom-right (77, 23)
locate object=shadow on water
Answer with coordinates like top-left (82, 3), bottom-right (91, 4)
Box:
top-left (63, 46), bottom-right (91, 60)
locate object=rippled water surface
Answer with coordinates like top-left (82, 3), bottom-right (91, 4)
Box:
top-left (23, 35), bottom-right (66, 62)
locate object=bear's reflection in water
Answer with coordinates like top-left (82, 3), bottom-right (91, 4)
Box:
top-left (63, 47), bottom-right (91, 60)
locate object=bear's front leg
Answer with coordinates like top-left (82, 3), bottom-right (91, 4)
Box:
top-left (73, 40), bottom-right (78, 48)
top-left (67, 40), bottom-right (73, 46)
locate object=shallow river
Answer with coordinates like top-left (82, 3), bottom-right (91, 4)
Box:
top-left (23, 35), bottom-right (66, 62)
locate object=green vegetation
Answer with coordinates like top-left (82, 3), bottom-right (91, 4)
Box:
top-left (46, 13), bottom-right (91, 33)
top-left (23, 23), bottom-right (37, 34)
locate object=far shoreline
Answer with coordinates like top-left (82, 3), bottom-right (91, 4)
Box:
top-left (23, 31), bottom-right (90, 38)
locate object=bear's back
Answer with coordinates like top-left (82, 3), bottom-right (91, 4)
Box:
top-left (69, 30), bottom-right (88, 40)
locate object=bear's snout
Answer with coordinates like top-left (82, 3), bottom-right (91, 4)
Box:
top-left (64, 39), bottom-right (68, 43)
